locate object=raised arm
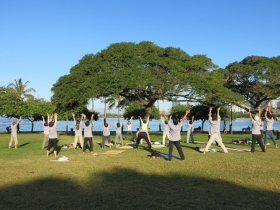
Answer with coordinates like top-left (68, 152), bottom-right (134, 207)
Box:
top-left (42, 115), bottom-right (45, 123)
top-left (90, 113), bottom-right (94, 124)
top-left (161, 111), bottom-right (169, 124)
top-left (79, 114), bottom-right (84, 125)
top-left (72, 113), bottom-right (76, 124)
top-left (268, 107), bottom-right (273, 115)
top-left (208, 107), bottom-right (212, 119)
top-left (265, 107), bottom-right (268, 118)
top-left (14, 116), bottom-right (22, 126)
top-left (248, 108), bottom-right (253, 120)
top-left (47, 113), bottom-right (50, 123)
top-left (81, 114), bottom-right (85, 124)
top-left (49, 114), bottom-right (54, 122)
top-left (217, 107), bottom-right (220, 119)
top-left (192, 116), bottom-right (194, 123)
top-left (186, 119), bottom-right (189, 125)
top-left (53, 113), bottom-right (57, 126)
top-left (138, 116), bottom-right (143, 124)
top-left (181, 110), bottom-right (190, 123)
top-left (257, 107), bottom-right (261, 117)
top-left (161, 116), bottom-right (165, 124)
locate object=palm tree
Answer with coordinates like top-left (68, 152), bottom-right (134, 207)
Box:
top-left (106, 96), bottom-right (129, 122)
top-left (8, 78), bottom-right (36, 100)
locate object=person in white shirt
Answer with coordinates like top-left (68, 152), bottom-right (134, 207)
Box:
top-left (264, 107), bottom-right (278, 149)
top-left (138, 115), bottom-right (149, 131)
top-left (101, 118), bottom-right (113, 148)
top-left (161, 115), bottom-right (171, 145)
top-left (46, 113), bottom-right (58, 157)
top-left (186, 116), bottom-right (194, 143)
top-left (126, 116), bottom-right (134, 139)
top-left (72, 113), bottom-right (84, 150)
top-left (42, 114), bottom-right (49, 149)
top-left (82, 113), bottom-right (94, 153)
top-left (161, 110), bottom-right (189, 161)
top-left (113, 118), bottom-right (124, 146)
top-left (248, 107), bottom-right (265, 153)
top-left (203, 107), bottom-right (228, 154)
top-left (9, 116), bottom-right (22, 149)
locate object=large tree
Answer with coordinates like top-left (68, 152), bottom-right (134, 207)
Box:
top-left (8, 78), bottom-right (36, 100)
top-left (52, 41), bottom-right (217, 120)
top-left (24, 98), bottom-right (55, 132)
top-left (224, 56), bottom-right (280, 111)
top-left (0, 86), bottom-right (24, 116)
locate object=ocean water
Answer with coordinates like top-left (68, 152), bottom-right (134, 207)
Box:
top-left (1, 117), bottom-right (280, 132)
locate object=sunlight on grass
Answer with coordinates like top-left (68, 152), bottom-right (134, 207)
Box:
top-left (1, 132), bottom-right (280, 209)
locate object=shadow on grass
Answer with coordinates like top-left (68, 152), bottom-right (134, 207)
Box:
top-left (181, 144), bottom-right (203, 153)
top-left (49, 145), bottom-right (62, 156)
top-left (17, 142), bottom-right (30, 148)
top-left (0, 167), bottom-right (279, 210)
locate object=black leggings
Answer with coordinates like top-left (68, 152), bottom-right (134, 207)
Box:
top-left (169, 141), bottom-right (185, 161)
top-left (47, 138), bottom-right (58, 151)
top-left (83, 137), bottom-right (93, 152)
top-left (135, 132), bottom-right (151, 148)
top-left (101, 135), bottom-right (111, 148)
top-left (251, 134), bottom-right (265, 152)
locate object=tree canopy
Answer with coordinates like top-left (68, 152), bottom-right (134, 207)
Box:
top-left (224, 55), bottom-right (280, 111)
top-left (0, 86), bottom-right (24, 117)
top-left (51, 41), bottom-right (218, 117)
top-left (51, 42), bottom-right (280, 117)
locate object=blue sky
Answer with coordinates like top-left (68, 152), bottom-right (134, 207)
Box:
top-left (1, 0), bottom-right (279, 113)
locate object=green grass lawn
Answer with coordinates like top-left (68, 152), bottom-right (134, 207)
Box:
top-left (0, 132), bottom-right (280, 210)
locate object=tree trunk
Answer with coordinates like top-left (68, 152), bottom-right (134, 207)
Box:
top-left (144, 106), bottom-right (151, 120)
top-left (157, 101), bottom-right (161, 131)
top-left (230, 106), bottom-right (233, 134)
top-left (91, 97), bottom-right (94, 111)
top-left (117, 98), bottom-right (120, 122)
top-left (202, 120), bottom-right (206, 131)
top-left (104, 97), bottom-right (107, 123)
top-left (66, 113), bottom-right (68, 132)
top-left (31, 118), bottom-right (34, 132)
top-left (27, 117), bottom-right (34, 132)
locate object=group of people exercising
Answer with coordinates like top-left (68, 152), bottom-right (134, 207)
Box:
top-left (8, 106), bottom-right (277, 159)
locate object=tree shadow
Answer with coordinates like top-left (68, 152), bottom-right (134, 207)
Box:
top-left (0, 167), bottom-right (279, 210)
